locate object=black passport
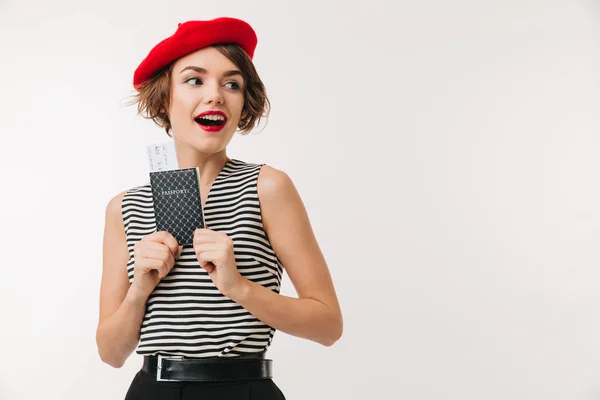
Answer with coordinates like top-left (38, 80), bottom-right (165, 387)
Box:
top-left (149, 167), bottom-right (205, 245)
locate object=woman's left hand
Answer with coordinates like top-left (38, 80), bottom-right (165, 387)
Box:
top-left (193, 228), bottom-right (246, 298)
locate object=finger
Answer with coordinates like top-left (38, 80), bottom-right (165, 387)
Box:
top-left (147, 231), bottom-right (180, 257)
top-left (176, 245), bottom-right (183, 259)
top-left (157, 262), bottom-right (171, 279)
top-left (194, 243), bottom-right (224, 253)
top-left (137, 240), bottom-right (172, 254)
top-left (198, 229), bottom-right (230, 242)
top-left (139, 250), bottom-right (175, 276)
top-left (149, 257), bottom-right (170, 278)
top-left (197, 251), bottom-right (219, 273)
top-left (194, 233), bottom-right (224, 248)
top-left (203, 262), bottom-right (215, 273)
top-left (194, 228), bottom-right (217, 239)
top-left (193, 235), bottom-right (211, 247)
top-left (138, 258), bottom-right (169, 277)
top-left (160, 232), bottom-right (180, 258)
top-left (139, 246), bottom-right (174, 264)
top-left (156, 260), bottom-right (169, 279)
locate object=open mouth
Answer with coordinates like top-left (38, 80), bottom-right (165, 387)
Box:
top-left (194, 116), bottom-right (227, 127)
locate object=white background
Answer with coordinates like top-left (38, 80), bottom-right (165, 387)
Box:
top-left (1, 0), bottom-right (599, 399)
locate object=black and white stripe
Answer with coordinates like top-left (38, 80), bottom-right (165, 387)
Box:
top-left (121, 159), bottom-right (284, 358)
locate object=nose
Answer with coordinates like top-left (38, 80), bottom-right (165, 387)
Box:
top-left (202, 81), bottom-right (224, 105)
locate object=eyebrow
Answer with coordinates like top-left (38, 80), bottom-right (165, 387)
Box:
top-left (179, 66), bottom-right (242, 78)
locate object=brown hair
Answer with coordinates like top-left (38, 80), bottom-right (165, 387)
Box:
top-left (130, 43), bottom-right (270, 137)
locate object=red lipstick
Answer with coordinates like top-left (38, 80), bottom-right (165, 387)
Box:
top-left (195, 110), bottom-right (228, 133)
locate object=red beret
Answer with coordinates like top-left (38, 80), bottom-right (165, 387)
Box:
top-left (133, 17), bottom-right (257, 90)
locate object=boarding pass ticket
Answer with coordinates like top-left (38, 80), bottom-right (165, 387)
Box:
top-left (146, 141), bottom-right (179, 172)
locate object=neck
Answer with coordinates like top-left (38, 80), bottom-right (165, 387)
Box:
top-left (172, 142), bottom-right (230, 186)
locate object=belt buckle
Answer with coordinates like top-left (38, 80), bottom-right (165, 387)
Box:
top-left (156, 354), bottom-right (184, 382)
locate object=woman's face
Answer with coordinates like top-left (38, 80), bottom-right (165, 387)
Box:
top-left (168, 46), bottom-right (245, 152)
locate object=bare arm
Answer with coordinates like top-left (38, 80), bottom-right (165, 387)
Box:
top-left (95, 191), bottom-right (147, 368)
top-left (227, 166), bottom-right (343, 346)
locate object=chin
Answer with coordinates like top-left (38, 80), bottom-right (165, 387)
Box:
top-left (188, 136), bottom-right (228, 152)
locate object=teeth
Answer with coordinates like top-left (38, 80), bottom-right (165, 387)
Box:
top-left (199, 114), bottom-right (225, 121)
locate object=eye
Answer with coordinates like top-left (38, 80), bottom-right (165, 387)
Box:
top-left (184, 77), bottom-right (202, 85)
top-left (225, 81), bottom-right (242, 90)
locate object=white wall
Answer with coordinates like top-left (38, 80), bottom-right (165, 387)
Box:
top-left (0, 0), bottom-right (599, 399)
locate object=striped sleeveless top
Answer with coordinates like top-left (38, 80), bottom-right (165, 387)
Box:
top-left (121, 158), bottom-right (284, 358)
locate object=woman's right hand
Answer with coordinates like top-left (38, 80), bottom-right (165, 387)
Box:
top-left (130, 231), bottom-right (182, 300)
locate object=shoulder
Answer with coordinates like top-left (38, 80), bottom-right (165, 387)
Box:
top-left (105, 189), bottom-right (129, 222)
top-left (256, 164), bottom-right (307, 228)
top-left (257, 164), bottom-right (302, 206)
top-left (104, 182), bottom-right (149, 220)
top-left (256, 164), bottom-right (298, 201)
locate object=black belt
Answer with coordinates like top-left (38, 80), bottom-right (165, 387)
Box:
top-left (142, 352), bottom-right (273, 382)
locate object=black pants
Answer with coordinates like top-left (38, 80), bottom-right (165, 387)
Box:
top-left (124, 368), bottom-right (287, 399)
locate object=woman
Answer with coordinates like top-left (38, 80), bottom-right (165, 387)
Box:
top-left (95, 17), bottom-right (343, 399)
